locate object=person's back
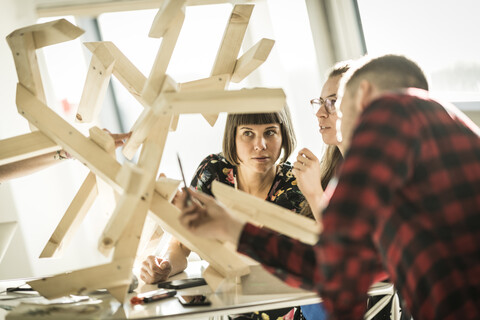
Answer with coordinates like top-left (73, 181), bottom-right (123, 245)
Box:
top-left (339, 88), bottom-right (480, 318)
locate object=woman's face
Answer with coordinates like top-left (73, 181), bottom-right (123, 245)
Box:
top-left (235, 123), bottom-right (282, 174)
top-left (316, 75), bottom-right (341, 146)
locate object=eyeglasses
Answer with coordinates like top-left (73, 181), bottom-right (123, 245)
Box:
top-left (309, 97), bottom-right (337, 115)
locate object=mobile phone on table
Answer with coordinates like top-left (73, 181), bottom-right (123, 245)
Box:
top-left (177, 294), bottom-right (211, 306)
top-left (157, 277), bottom-right (207, 289)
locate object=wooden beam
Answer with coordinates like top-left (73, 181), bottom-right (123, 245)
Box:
top-left (141, 8), bottom-right (184, 106)
top-left (159, 88), bottom-right (286, 115)
top-left (149, 0), bottom-right (187, 38)
top-left (39, 172), bottom-right (98, 258)
top-left (76, 45), bottom-right (115, 123)
top-left (123, 76), bottom-right (177, 160)
top-left (36, 0), bottom-right (237, 18)
top-left (84, 41), bottom-right (147, 107)
top-left (231, 38), bottom-right (275, 83)
top-left (211, 4), bottom-right (254, 76)
top-left (212, 181), bottom-right (319, 245)
top-left (179, 74), bottom-right (230, 126)
top-left (0, 131), bottom-right (59, 166)
top-left (28, 258), bottom-right (133, 299)
top-left (7, 19), bottom-right (84, 130)
top-left (149, 193), bottom-right (250, 278)
top-left (16, 83), bottom-right (123, 192)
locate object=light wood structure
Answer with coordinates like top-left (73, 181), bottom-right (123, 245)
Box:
top-left (1, 1), bottom-right (306, 304)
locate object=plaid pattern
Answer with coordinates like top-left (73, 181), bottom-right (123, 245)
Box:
top-left (238, 89), bottom-right (480, 319)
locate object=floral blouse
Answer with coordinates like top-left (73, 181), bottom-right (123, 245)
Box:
top-left (190, 153), bottom-right (311, 218)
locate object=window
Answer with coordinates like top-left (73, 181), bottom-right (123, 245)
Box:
top-left (357, 0), bottom-right (480, 107)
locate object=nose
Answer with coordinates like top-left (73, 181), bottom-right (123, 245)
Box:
top-left (254, 136), bottom-right (267, 150)
top-left (316, 104), bottom-right (328, 119)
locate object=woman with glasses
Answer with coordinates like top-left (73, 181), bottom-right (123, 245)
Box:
top-left (293, 61), bottom-right (350, 221)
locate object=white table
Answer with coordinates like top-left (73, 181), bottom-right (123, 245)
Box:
top-left (1, 261), bottom-right (321, 320)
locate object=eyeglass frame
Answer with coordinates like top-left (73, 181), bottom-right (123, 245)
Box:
top-left (309, 96), bottom-right (337, 115)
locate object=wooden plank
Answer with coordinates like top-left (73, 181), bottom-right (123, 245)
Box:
top-left (231, 38), bottom-right (275, 83)
top-left (141, 8), bottom-right (184, 106)
top-left (88, 126), bottom-right (115, 155)
top-left (155, 177), bottom-right (181, 202)
top-left (0, 131), bottom-right (59, 166)
top-left (149, 0), bottom-right (187, 38)
top-left (149, 193), bottom-right (250, 278)
top-left (6, 19), bottom-right (84, 49)
top-left (123, 76), bottom-right (177, 160)
top-left (211, 4), bottom-right (253, 76)
top-left (159, 88), bottom-right (286, 115)
top-left (28, 258), bottom-right (133, 300)
top-left (84, 41), bottom-right (147, 107)
top-left (179, 74), bottom-right (230, 126)
top-left (37, 0), bottom-right (235, 18)
top-left (212, 181), bottom-right (319, 245)
top-left (76, 45), bottom-right (115, 123)
top-left (39, 172), bottom-right (98, 258)
top-left (6, 19), bottom-right (84, 131)
top-left (16, 83), bottom-right (123, 192)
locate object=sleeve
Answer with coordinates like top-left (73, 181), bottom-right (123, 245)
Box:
top-left (317, 99), bottom-right (418, 319)
top-left (189, 154), bottom-right (219, 197)
top-left (237, 223), bottom-right (322, 292)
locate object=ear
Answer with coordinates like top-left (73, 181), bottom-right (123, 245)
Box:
top-left (356, 80), bottom-right (375, 111)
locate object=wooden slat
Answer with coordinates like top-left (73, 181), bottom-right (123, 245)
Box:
top-left (149, 193), bottom-right (250, 278)
top-left (159, 88), bottom-right (286, 115)
top-left (149, 0), bottom-right (186, 38)
top-left (39, 172), bottom-right (98, 258)
top-left (16, 83), bottom-right (123, 192)
top-left (0, 131), bottom-right (59, 166)
top-left (84, 41), bottom-right (147, 107)
top-left (28, 258), bottom-right (133, 299)
top-left (212, 181), bottom-right (319, 245)
top-left (231, 38), bottom-right (274, 83)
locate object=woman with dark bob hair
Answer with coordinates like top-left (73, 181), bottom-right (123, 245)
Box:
top-left (141, 106), bottom-right (310, 319)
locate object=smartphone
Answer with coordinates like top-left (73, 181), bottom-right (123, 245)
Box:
top-left (177, 294), bottom-right (211, 306)
top-left (157, 277), bottom-right (207, 290)
top-left (130, 288), bottom-right (177, 305)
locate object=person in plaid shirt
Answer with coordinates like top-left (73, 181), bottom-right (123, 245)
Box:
top-left (179, 54), bottom-right (480, 319)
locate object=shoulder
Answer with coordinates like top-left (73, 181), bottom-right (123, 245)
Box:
top-left (196, 153), bottom-right (234, 171)
top-left (268, 161), bottom-right (305, 213)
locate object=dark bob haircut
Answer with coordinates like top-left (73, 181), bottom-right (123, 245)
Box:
top-left (222, 106), bottom-right (296, 165)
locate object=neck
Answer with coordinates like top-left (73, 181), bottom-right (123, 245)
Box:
top-left (236, 165), bottom-right (276, 199)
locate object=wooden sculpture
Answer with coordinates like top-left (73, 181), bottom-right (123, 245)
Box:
top-left (2, 1), bottom-right (296, 303)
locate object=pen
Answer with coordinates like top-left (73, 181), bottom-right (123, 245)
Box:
top-left (130, 289), bottom-right (177, 305)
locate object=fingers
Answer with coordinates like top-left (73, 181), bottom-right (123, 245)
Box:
top-left (140, 256), bottom-right (171, 284)
top-left (297, 148), bottom-right (318, 161)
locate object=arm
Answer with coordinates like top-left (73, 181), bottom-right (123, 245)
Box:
top-left (0, 130), bottom-right (131, 183)
top-left (140, 237), bottom-right (191, 284)
top-left (0, 151), bottom-right (68, 183)
top-left (179, 190), bottom-right (321, 291)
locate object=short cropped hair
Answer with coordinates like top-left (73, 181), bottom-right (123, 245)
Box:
top-left (344, 54), bottom-right (429, 94)
top-left (327, 60), bottom-right (353, 79)
top-left (222, 106), bottom-right (296, 165)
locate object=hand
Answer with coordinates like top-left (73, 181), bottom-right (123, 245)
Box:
top-left (102, 129), bottom-right (132, 148)
top-left (140, 255), bottom-right (172, 284)
top-left (178, 189), bottom-right (244, 244)
top-left (292, 148), bottom-right (323, 198)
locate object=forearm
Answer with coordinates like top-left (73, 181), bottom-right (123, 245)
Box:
top-left (162, 238), bottom-right (191, 276)
top-left (237, 223), bottom-right (319, 291)
top-left (304, 192), bottom-right (324, 222)
top-left (0, 151), bottom-right (65, 183)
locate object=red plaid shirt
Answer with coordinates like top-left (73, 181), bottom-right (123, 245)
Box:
top-left (238, 89), bottom-right (480, 319)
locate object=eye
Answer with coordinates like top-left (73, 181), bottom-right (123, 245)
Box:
top-left (265, 129), bottom-right (278, 137)
top-left (242, 131), bottom-right (253, 137)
